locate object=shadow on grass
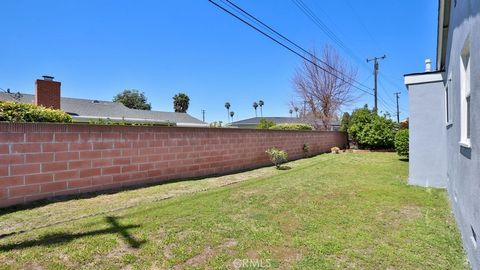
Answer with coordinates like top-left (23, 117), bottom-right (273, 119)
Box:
top-left (399, 158), bottom-right (409, 162)
top-left (0, 216), bottom-right (145, 251)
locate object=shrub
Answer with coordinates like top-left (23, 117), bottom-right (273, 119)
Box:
top-left (339, 112), bottom-right (350, 132)
top-left (302, 143), bottom-right (310, 153)
top-left (395, 129), bottom-right (409, 157)
top-left (0, 101), bottom-right (72, 123)
top-left (347, 105), bottom-right (396, 149)
top-left (265, 148), bottom-right (288, 169)
top-left (209, 121), bottom-right (223, 128)
top-left (257, 118), bottom-right (275, 129)
top-left (331, 146), bottom-right (340, 154)
top-left (87, 118), bottom-right (174, 126)
top-left (269, 123), bottom-right (313, 130)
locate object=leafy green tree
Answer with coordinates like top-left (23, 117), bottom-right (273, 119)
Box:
top-left (257, 118), bottom-right (275, 129)
top-left (395, 129), bottom-right (409, 157)
top-left (340, 112), bottom-right (351, 131)
top-left (113, 90), bottom-right (151, 110)
top-left (173, 93), bottom-right (190, 113)
top-left (348, 106), bottom-right (396, 149)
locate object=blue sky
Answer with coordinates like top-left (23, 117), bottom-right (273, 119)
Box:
top-left (1, 0), bottom-right (437, 123)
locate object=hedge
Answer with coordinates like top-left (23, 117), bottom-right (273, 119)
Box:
top-left (269, 123), bottom-right (313, 130)
top-left (395, 129), bottom-right (409, 157)
top-left (0, 101), bottom-right (72, 123)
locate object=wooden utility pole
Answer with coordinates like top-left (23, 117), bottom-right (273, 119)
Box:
top-left (367, 55), bottom-right (386, 112)
top-left (394, 92), bottom-right (401, 123)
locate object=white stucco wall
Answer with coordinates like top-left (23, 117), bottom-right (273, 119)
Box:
top-left (405, 74), bottom-right (447, 188)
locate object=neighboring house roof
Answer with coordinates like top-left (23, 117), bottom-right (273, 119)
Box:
top-left (0, 92), bottom-right (206, 127)
top-left (231, 117), bottom-right (340, 127)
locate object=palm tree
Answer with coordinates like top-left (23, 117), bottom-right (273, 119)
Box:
top-left (230, 111), bottom-right (235, 122)
top-left (253, 102), bottom-right (259, 117)
top-left (289, 109), bottom-right (293, 117)
top-left (258, 100), bottom-right (264, 117)
top-left (173, 93), bottom-right (189, 113)
top-left (225, 102), bottom-right (231, 123)
top-left (294, 106), bottom-right (299, 117)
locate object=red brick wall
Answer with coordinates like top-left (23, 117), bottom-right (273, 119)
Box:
top-left (0, 123), bottom-right (347, 207)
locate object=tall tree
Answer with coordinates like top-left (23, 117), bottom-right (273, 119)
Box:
top-left (173, 93), bottom-right (190, 113)
top-left (294, 106), bottom-right (299, 117)
top-left (113, 89), bottom-right (151, 110)
top-left (340, 112), bottom-right (351, 132)
top-left (258, 100), bottom-right (264, 117)
top-left (293, 45), bottom-right (357, 130)
top-left (225, 102), bottom-right (231, 122)
top-left (253, 102), bottom-right (258, 117)
top-left (289, 109), bottom-right (293, 117)
top-left (229, 111), bottom-right (235, 122)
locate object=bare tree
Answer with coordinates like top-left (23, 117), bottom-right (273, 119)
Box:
top-left (292, 45), bottom-right (357, 130)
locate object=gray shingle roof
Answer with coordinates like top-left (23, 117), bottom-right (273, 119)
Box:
top-left (0, 92), bottom-right (206, 126)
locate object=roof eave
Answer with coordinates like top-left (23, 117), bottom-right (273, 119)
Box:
top-left (436, 0), bottom-right (451, 70)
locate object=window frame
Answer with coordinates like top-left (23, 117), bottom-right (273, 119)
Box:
top-left (459, 36), bottom-right (471, 148)
top-left (445, 75), bottom-right (453, 126)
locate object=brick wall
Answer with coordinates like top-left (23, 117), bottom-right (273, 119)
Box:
top-left (0, 123), bottom-right (347, 207)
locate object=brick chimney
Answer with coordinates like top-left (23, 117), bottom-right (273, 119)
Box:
top-left (35, 76), bottom-right (61, 109)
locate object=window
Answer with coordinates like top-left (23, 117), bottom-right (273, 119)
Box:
top-left (445, 79), bottom-right (453, 125)
top-left (460, 36), bottom-right (471, 147)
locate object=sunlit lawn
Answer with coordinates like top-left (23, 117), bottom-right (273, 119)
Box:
top-left (0, 152), bottom-right (467, 269)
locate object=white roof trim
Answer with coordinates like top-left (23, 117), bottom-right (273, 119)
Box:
top-left (404, 72), bottom-right (444, 86)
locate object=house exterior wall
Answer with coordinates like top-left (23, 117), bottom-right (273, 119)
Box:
top-left (0, 123), bottom-right (347, 208)
top-left (407, 78), bottom-right (447, 188)
top-left (443, 1), bottom-right (480, 268)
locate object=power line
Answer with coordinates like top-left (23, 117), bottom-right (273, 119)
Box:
top-left (219, 0), bottom-right (373, 92)
top-left (300, 0), bottom-right (408, 102)
top-left (291, 0), bottom-right (364, 66)
top-left (208, 0), bottom-right (374, 96)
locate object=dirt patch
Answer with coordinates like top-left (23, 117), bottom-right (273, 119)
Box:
top-left (184, 246), bottom-right (213, 267)
top-left (163, 244), bottom-right (175, 259)
top-left (173, 238), bottom-right (238, 269)
top-left (399, 205), bottom-right (422, 220)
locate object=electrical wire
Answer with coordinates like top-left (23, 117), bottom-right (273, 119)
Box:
top-left (208, 0), bottom-right (374, 96)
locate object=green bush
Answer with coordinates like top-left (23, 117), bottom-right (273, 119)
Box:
top-left (86, 118), bottom-right (174, 126)
top-left (269, 123), bottom-right (313, 130)
top-left (0, 101), bottom-right (72, 123)
top-left (339, 112), bottom-right (350, 132)
top-left (395, 129), bottom-right (409, 157)
top-left (347, 106), bottom-right (396, 149)
top-left (265, 148), bottom-right (288, 169)
top-left (257, 118), bottom-right (275, 129)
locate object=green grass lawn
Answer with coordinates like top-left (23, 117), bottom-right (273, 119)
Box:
top-left (0, 152), bottom-right (467, 269)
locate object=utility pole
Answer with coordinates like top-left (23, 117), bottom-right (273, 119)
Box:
top-left (367, 55), bottom-right (386, 112)
top-left (394, 92), bottom-right (401, 123)
top-left (201, 109), bottom-right (206, 122)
